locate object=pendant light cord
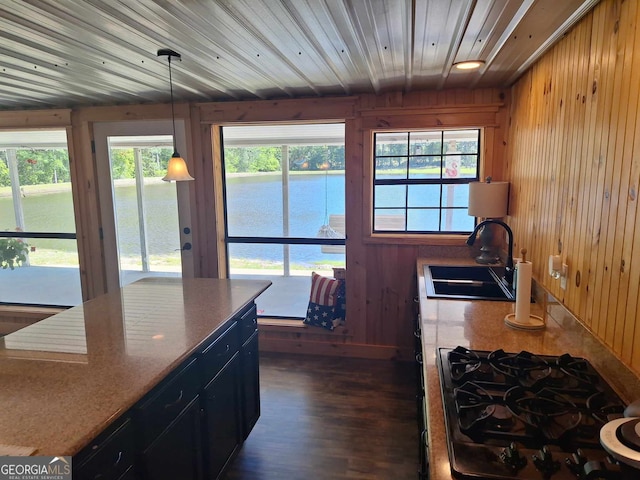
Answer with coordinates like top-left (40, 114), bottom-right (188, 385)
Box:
top-left (167, 55), bottom-right (178, 155)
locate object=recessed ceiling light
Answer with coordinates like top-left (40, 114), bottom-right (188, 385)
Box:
top-left (454, 60), bottom-right (485, 70)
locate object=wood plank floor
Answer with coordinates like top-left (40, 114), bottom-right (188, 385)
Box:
top-left (224, 353), bottom-right (419, 480)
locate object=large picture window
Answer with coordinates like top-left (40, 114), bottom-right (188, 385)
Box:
top-left (373, 129), bottom-right (480, 233)
top-left (222, 123), bottom-right (346, 319)
top-left (0, 129), bottom-right (82, 307)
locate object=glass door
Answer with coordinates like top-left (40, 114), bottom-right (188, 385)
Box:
top-left (94, 120), bottom-right (193, 292)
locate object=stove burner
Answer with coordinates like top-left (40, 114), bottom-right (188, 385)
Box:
top-left (448, 346), bottom-right (482, 382)
top-left (557, 353), bottom-right (600, 387)
top-left (488, 349), bottom-right (551, 388)
top-left (504, 386), bottom-right (582, 442)
top-left (587, 391), bottom-right (626, 424)
top-left (454, 382), bottom-right (513, 433)
top-left (438, 347), bottom-right (636, 479)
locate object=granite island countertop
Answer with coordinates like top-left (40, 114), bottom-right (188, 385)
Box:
top-left (417, 257), bottom-right (640, 480)
top-left (0, 277), bottom-right (270, 457)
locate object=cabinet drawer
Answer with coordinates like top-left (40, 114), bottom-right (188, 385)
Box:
top-left (200, 322), bottom-right (238, 383)
top-left (135, 357), bottom-right (200, 449)
top-left (75, 417), bottom-right (135, 480)
top-left (239, 304), bottom-right (257, 344)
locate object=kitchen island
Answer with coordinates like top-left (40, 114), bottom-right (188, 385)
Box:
top-left (0, 277), bottom-right (270, 467)
top-left (417, 257), bottom-right (640, 480)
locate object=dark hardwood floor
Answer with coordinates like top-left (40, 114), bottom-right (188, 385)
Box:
top-left (224, 352), bottom-right (418, 480)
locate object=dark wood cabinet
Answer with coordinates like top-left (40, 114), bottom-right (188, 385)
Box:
top-left (240, 330), bottom-right (260, 439)
top-left (138, 397), bottom-right (202, 480)
top-left (202, 353), bottom-right (241, 480)
top-left (73, 301), bottom-right (260, 480)
top-left (74, 417), bottom-right (136, 480)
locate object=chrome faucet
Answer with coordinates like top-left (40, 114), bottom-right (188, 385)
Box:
top-left (466, 219), bottom-right (514, 286)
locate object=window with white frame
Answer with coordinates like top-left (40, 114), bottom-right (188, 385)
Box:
top-left (372, 129), bottom-right (480, 233)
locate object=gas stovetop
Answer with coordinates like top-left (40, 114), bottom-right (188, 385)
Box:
top-left (437, 346), bottom-right (638, 479)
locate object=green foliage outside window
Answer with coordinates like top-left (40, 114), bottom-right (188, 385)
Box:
top-left (0, 237), bottom-right (29, 270)
top-left (224, 145), bottom-right (345, 173)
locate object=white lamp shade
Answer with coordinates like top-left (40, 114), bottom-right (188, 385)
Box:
top-left (468, 181), bottom-right (509, 217)
top-left (162, 154), bottom-right (194, 182)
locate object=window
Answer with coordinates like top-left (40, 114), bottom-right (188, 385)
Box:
top-left (222, 123), bottom-right (346, 318)
top-left (372, 129), bottom-right (480, 233)
top-left (0, 129), bottom-right (82, 307)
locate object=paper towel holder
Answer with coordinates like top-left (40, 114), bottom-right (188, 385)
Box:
top-left (504, 248), bottom-right (545, 330)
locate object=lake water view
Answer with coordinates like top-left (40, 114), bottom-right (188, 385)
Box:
top-left (0, 172), bottom-right (473, 270)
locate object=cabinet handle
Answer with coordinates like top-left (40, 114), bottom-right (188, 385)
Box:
top-left (164, 389), bottom-right (184, 409)
top-left (113, 451), bottom-right (122, 466)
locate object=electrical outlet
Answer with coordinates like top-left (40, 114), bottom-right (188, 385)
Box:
top-left (560, 264), bottom-right (568, 290)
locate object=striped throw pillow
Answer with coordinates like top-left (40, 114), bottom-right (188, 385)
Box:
top-left (309, 271), bottom-right (339, 306)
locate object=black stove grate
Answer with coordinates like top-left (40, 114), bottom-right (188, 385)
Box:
top-left (437, 346), bottom-right (634, 479)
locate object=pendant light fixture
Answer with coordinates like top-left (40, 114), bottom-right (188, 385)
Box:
top-left (157, 48), bottom-right (194, 182)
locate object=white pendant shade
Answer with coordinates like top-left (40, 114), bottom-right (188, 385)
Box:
top-left (162, 153), bottom-right (194, 182)
top-left (468, 181), bottom-right (509, 218)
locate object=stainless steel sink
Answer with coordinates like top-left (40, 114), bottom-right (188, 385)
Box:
top-left (424, 265), bottom-right (515, 301)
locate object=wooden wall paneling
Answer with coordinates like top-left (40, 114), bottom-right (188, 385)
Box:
top-left (345, 116), bottom-right (367, 345)
top-left (365, 245), bottom-right (389, 345)
top-left (570, 16), bottom-right (593, 308)
top-left (571, 14), bottom-right (597, 313)
top-left (542, 44), bottom-right (564, 296)
top-left (0, 109), bottom-right (71, 128)
top-left (579, 7), bottom-right (608, 326)
top-left (197, 96), bottom-right (357, 124)
top-left (190, 104), bottom-right (220, 278)
top-left (610, 0), bottom-right (639, 355)
top-left (72, 103), bottom-right (175, 123)
top-left (522, 66), bottom-right (543, 279)
top-left (508, 0), bottom-right (640, 374)
top-left (210, 125), bottom-right (226, 278)
top-left (558, 24), bottom-right (586, 307)
top-left (188, 104), bottom-right (205, 277)
top-left (593, 0), bottom-right (625, 342)
top-left (68, 116), bottom-right (106, 299)
top-left (532, 59), bottom-right (554, 286)
top-left (505, 77), bottom-right (526, 255)
top-left (551, 31), bottom-right (571, 296)
top-left (360, 111), bottom-right (500, 131)
top-left (584, 0), bottom-right (620, 336)
top-left (66, 123), bottom-right (90, 300)
top-left (621, 27), bottom-right (640, 365)
top-left (482, 127), bottom-right (496, 179)
top-left (364, 244), bottom-right (417, 349)
top-left (600, 0), bottom-right (633, 346)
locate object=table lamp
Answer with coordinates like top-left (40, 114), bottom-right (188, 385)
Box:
top-left (467, 178), bottom-right (509, 264)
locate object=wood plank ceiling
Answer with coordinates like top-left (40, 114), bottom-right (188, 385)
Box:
top-left (0, 0), bottom-right (598, 110)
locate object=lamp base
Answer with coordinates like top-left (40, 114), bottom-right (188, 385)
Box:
top-left (475, 250), bottom-right (501, 264)
top-left (474, 225), bottom-right (500, 264)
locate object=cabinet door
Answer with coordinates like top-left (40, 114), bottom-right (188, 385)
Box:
top-left (74, 418), bottom-right (135, 480)
top-left (138, 397), bottom-right (202, 480)
top-left (241, 331), bottom-right (260, 439)
top-left (203, 354), bottom-right (241, 480)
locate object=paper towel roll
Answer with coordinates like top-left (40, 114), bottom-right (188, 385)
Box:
top-left (515, 261), bottom-right (532, 322)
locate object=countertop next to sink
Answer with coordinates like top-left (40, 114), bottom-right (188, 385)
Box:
top-left (417, 257), bottom-right (640, 480)
top-left (0, 277), bottom-right (271, 457)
